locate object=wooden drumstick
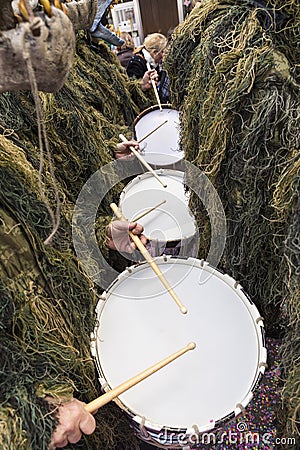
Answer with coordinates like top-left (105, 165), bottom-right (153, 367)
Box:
top-left (138, 120), bottom-right (168, 144)
top-left (119, 133), bottom-right (167, 188)
top-left (110, 203), bottom-right (188, 314)
top-left (146, 62), bottom-right (162, 111)
top-left (132, 200), bottom-right (166, 222)
top-left (85, 342), bottom-right (196, 413)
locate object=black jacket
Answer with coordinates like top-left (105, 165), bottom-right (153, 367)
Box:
top-left (126, 50), bottom-right (147, 78)
top-left (126, 50), bottom-right (170, 103)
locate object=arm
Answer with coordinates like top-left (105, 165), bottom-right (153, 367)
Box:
top-left (0, 208), bottom-right (97, 449)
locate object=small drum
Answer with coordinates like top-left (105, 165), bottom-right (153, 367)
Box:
top-left (92, 257), bottom-right (267, 449)
top-left (133, 105), bottom-right (184, 168)
top-left (119, 170), bottom-right (198, 257)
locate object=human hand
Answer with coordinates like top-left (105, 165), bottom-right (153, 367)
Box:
top-left (48, 398), bottom-right (96, 449)
top-left (106, 220), bottom-right (148, 253)
top-left (141, 69), bottom-right (158, 91)
top-left (114, 140), bottom-right (139, 160)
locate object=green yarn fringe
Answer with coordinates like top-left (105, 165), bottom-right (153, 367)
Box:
top-left (0, 33), bottom-right (152, 450)
top-left (165, 0), bottom-right (299, 441)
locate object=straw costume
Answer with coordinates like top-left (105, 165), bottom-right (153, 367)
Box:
top-left (165, 0), bottom-right (299, 444)
top-left (0, 31), bottom-right (151, 450)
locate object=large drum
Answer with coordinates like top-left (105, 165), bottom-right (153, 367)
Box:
top-left (119, 170), bottom-right (198, 257)
top-left (133, 105), bottom-right (184, 168)
top-left (92, 257), bottom-right (267, 449)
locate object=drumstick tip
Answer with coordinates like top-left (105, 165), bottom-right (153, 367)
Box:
top-left (180, 306), bottom-right (188, 314)
top-left (187, 342), bottom-right (196, 350)
top-left (163, 183), bottom-right (168, 188)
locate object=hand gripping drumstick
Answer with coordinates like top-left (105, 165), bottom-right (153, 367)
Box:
top-left (119, 134), bottom-right (167, 189)
top-left (85, 342), bottom-right (196, 413)
top-left (146, 62), bottom-right (162, 111)
top-left (110, 203), bottom-right (188, 314)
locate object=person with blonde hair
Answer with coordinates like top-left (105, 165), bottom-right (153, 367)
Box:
top-left (126, 32), bottom-right (170, 103)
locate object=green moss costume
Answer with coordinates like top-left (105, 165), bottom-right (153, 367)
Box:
top-left (165, 0), bottom-right (299, 442)
top-left (0, 35), bottom-right (152, 449)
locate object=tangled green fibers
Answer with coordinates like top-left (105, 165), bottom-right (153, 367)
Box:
top-left (165, 0), bottom-right (299, 440)
top-left (0, 34), bottom-right (152, 450)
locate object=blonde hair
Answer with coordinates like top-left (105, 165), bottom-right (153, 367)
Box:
top-left (119, 32), bottom-right (134, 50)
top-left (134, 33), bottom-right (167, 55)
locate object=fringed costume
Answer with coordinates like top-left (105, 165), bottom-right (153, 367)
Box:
top-left (0, 33), bottom-right (151, 450)
top-left (165, 0), bottom-right (299, 445)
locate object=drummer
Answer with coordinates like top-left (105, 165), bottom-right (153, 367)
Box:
top-left (126, 33), bottom-right (170, 103)
top-left (49, 141), bottom-right (146, 448)
top-left (48, 218), bottom-right (147, 448)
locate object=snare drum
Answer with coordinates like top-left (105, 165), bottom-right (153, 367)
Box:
top-left (133, 105), bottom-right (184, 168)
top-left (119, 170), bottom-right (198, 257)
top-left (92, 257), bottom-right (267, 449)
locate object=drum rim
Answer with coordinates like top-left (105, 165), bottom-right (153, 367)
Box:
top-left (120, 168), bottom-right (185, 193)
top-left (133, 103), bottom-right (177, 126)
top-left (92, 257), bottom-right (267, 434)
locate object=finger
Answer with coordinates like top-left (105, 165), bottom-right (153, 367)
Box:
top-left (140, 234), bottom-right (148, 246)
top-left (115, 153), bottom-right (135, 160)
top-left (129, 222), bottom-right (144, 231)
top-left (124, 142), bottom-right (140, 154)
top-left (131, 225), bottom-right (144, 235)
top-left (128, 221), bottom-right (137, 231)
top-left (67, 429), bottom-right (83, 444)
top-left (55, 439), bottom-right (69, 449)
top-left (128, 235), bottom-right (147, 250)
top-left (51, 432), bottom-right (68, 449)
top-left (79, 413), bottom-right (96, 436)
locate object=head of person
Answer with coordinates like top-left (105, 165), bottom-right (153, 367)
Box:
top-left (144, 33), bottom-right (167, 63)
top-left (118, 31), bottom-right (135, 51)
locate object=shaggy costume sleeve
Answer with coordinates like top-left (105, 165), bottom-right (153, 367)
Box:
top-left (164, 0), bottom-right (300, 439)
top-left (0, 208), bottom-right (67, 449)
top-left (0, 136), bottom-right (137, 450)
top-left (0, 137), bottom-right (106, 449)
top-left (0, 34), bottom-right (154, 449)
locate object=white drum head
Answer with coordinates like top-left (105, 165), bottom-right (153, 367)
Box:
top-left (119, 170), bottom-right (197, 243)
top-left (93, 258), bottom-right (266, 435)
top-left (134, 106), bottom-right (183, 166)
